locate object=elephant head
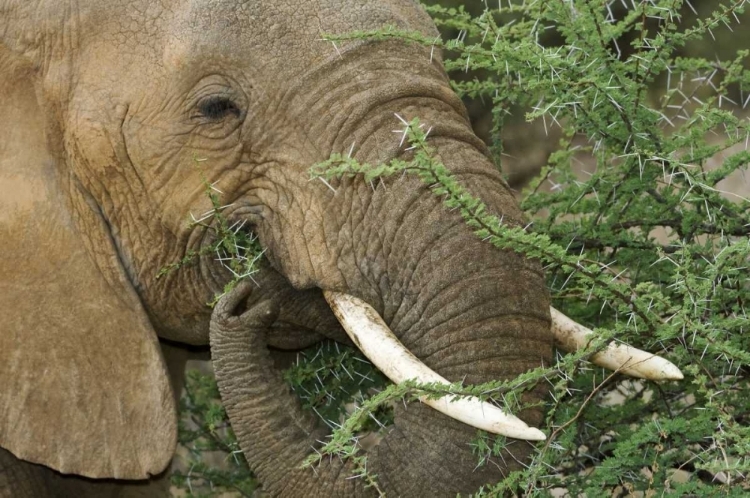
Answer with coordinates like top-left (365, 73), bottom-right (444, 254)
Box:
top-left (0, 0), bottom-right (681, 494)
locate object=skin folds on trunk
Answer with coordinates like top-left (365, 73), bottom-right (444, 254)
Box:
top-left (210, 137), bottom-right (552, 496)
top-left (211, 278), bottom-right (549, 497)
top-left (210, 283), bottom-right (365, 497)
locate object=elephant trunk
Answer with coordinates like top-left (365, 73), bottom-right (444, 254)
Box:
top-left (211, 248), bottom-right (549, 495)
top-left (209, 294), bottom-right (366, 496)
top-left (361, 181), bottom-right (552, 494)
top-left (211, 131), bottom-right (553, 495)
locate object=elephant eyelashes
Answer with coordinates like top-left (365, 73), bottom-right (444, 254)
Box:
top-left (196, 96), bottom-right (241, 121)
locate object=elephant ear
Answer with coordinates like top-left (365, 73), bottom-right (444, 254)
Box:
top-left (0, 53), bottom-right (176, 478)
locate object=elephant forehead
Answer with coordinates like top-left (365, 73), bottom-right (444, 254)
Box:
top-left (163, 0), bottom-right (436, 76)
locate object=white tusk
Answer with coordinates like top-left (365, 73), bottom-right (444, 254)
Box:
top-left (550, 307), bottom-right (683, 381)
top-left (324, 291), bottom-right (546, 441)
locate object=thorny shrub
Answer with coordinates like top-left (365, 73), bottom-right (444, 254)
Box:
top-left (174, 1), bottom-right (750, 496)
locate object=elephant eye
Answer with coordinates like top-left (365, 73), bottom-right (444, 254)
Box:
top-left (197, 96), bottom-right (241, 121)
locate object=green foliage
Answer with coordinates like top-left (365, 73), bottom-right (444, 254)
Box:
top-left (315, 0), bottom-right (750, 495)
top-left (283, 341), bottom-right (393, 429)
top-left (176, 1), bottom-right (750, 496)
top-left (172, 370), bottom-right (258, 496)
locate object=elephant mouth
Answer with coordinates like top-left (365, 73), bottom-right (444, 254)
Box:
top-left (197, 206), bottom-right (265, 285)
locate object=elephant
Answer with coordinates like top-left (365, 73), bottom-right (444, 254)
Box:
top-left (0, 0), bottom-right (682, 496)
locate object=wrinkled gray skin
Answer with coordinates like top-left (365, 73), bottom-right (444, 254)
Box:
top-left (0, 0), bottom-right (551, 496)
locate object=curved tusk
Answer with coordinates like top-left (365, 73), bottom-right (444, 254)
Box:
top-left (550, 307), bottom-right (683, 381)
top-left (324, 291), bottom-right (546, 441)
